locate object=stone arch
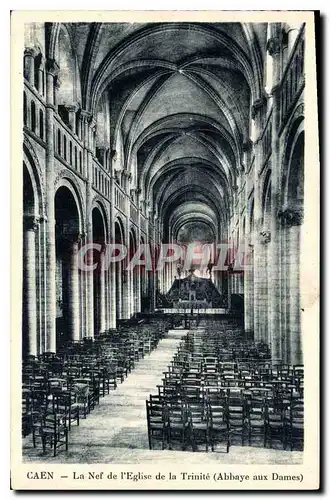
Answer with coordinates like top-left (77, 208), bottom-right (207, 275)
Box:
top-left (91, 195), bottom-right (110, 242)
top-left (23, 137), bottom-right (45, 217)
top-left (49, 23), bottom-right (82, 107)
top-left (281, 114), bottom-right (305, 210)
top-left (54, 171), bottom-right (86, 233)
top-left (280, 102), bottom-right (304, 192)
top-left (54, 184), bottom-right (83, 347)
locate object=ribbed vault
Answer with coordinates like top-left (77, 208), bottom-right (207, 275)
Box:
top-left (49, 21), bottom-right (264, 247)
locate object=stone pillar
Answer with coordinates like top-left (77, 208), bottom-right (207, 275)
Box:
top-left (259, 231), bottom-right (271, 344)
top-left (23, 215), bottom-right (39, 356)
top-left (117, 261), bottom-right (123, 321)
top-left (99, 247), bottom-right (106, 333)
top-left (152, 216), bottom-right (158, 311)
top-left (251, 95), bottom-right (267, 343)
top-left (53, 77), bottom-right (61, 113)
top-left (268, 24), bottom-right (283, 364)
top-left (136, 199), bottom-right (142, 314)
top-left (109, 175), bottom-right (117, 328)
top-left (122, 268), bottom-right (130, 319)
top-left (81, 110), bottom-right (94, 337)
top-left (24, 47), bottom-right (36, 84)
top-left (37, 55), bottom-right (45, 96)
top-left (68, 239), bottom-right (80, 341)
top-left (67, 104), bottom-right (78, 133)
top-left (45, 59), bottom-right (59, 353)
top-left (288, 224), bottom-right (302, 365)
top-left (278, 208), bottom-right (304, 365)
top-left (244, 168), bottom-right (254, 335)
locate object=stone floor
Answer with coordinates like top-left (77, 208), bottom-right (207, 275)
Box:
top-left (23, 330), bottom-right (303, 465)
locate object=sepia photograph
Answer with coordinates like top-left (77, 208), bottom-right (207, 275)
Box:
top-left (10, 9), bottom-right (320, 490)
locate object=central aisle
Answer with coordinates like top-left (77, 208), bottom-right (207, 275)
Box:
top-left (23, 329), bottom-right (302, 465)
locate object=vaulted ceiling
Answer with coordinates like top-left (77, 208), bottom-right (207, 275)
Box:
top-left (54, 21), bottom-right (267, 243)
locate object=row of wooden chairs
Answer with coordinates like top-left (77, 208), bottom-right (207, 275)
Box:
top-left (22, 321), bottom-right (169, 456)
top-left (147, 390), bottom-right (304, 453)
top-left (147, 326), bottom-right (304, 453)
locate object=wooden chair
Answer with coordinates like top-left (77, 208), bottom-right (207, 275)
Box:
top-left (246, 398), bottom-right (267, 447)
top-left (167, 404), bottom-right (191, 451)
top-left (146, 399), bottom-right (169, 450)
top-left (208, 399), bottom-right (230, 453)
top-left (265, 403), bottom-right (286, 449)
top-left (52, 389), bottom-right (80, 430)
top-left (285, 401), bottom-right (304, 451)
top-left (227, 390), bottom-right (247, 446)
top-left (39, 411), bottom-right (68, 457)
top-left (187, 402), bottom-right (209, 452)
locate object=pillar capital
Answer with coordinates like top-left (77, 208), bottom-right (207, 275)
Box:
top-left (277, 207), bottom-right (304, 227)
top-left (267, 36), bottom-right (282, 57)
top-left (23, 214), bottom-right (39, 232)
top-left (251, 95), bottom-right (267, 120)
top-left (54, 76), bottom-right (61, 90)
top-left (46, 58), bottom-right (60, 77)
top-left (114, 169), bottom-right (122, 183)
top-left (122, 169), bottom-right (132, 180)
top-left (80, 110), bottom-right (96, 130)
top-left (242, 139), bottom-right (253, 152)
top-left (24, 46), bottom-right (37, 58)
top-left (66, 103), bottom-right (80, 113)
top-left (260, 230), bottom-right (271, 244)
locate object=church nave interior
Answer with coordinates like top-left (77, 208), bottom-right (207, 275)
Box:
top-left (21, 19), bottom-right (306, 462)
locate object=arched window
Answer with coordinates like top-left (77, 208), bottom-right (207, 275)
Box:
top-left (79, 151), bottom-right (82, 173)
top-left (57, 129), bottom-right (61, 155)
top-left (63, 135), bottom-right (67, 160)
top-left (69, 142), bottom-right (73, 165)
top-left (74, 146), bottom-right (77, 169)
top-left (39, 109), bottom-right (44, 140)
top-left (23, 92), bottom-right (27, 126)
top-left (31, 101), bottom-right (36, 133)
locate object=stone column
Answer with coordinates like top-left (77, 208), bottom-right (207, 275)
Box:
top-left (109, 175), bottom-right (117, 328)
top-left (23, 215), bottom-right (39, 356)
top-left (68, 238), bottom-right (80, 341)
top-left (152, 216), bottom-right (158, 311)
top-left (67, 104), bottom-right (78, 133)
top-left (259, 231), bottom-right (271, 344)
top-left (268, 24), bottom-right (283, 364)
top-left (99, 246), bottom-right (106, 333)
top-left (251, 95), bottom-right (267, 342)
top-left (53, 77), bottom-right (61, 113)
top-left (117, 261), bottom-right (123, 321)
top-left (244, 162), bottom-right (254, 335)
top-left (24, 47), bottom-right (36, 84)
top-left (37, 55), bottom-right (45, 96)
top-left (81, 110), bottom-right (94, 337)
top-left (45, 59), bottom-right (59, 353)
top-left (136, 190), bottom-right (142, 313)
top-left (278, 208), bottom-right (304, 365)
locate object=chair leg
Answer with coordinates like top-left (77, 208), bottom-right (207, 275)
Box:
top-left (53, 436), bottom-right (57, 457)
top-left (181, 429), bottom-right (185, 451)
top-left (65, 429), bottom-right (68, 451)
top-left (42, 435), bottom-right (46, 454)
